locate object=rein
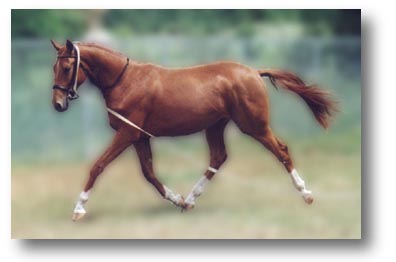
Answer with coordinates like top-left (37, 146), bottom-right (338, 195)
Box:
top-left (106, 108), bottom-right (154, 138)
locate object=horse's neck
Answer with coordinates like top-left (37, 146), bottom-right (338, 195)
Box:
top-left (80, 46), bottom-right (126, 92)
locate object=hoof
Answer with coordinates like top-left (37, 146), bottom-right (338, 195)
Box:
top-left (175, 195), bottom-right (185, 208)
top-left (181, 201), bottom-right (195, 212)
top-left (72, 212), bottom-right (86, 222)
top-left (302, 192), bottom-right (314, 204)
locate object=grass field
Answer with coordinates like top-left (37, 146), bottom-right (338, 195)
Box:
top-left (11, 127), bottom-right (361, 239)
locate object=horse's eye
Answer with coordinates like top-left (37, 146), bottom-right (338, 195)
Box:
top-left (64, 67), bottom-right (71, 73)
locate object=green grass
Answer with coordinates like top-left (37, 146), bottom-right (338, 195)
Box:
top-left (11, 130), bottom-right (361, 239)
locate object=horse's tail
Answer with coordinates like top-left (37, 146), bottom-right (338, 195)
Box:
top-left (258, 69), bottom-right (338, 129)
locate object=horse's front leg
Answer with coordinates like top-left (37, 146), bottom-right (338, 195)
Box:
top-left (134, 138), bottom-right (185, 208)
top-left (72, 128), bottom-right (137, 221)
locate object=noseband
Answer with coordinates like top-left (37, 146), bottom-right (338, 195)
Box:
top-left (53, 84), bottom-right (79, 100)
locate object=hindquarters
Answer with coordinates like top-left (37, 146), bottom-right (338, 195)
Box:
top-left (227, 67), bottom-right (272, 136)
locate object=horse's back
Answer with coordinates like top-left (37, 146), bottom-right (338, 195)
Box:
top-left (142, 62), bottom-right (268, 135)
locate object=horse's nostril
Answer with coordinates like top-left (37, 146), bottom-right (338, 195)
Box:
top-left (54, 102), bottom-right (63, 112)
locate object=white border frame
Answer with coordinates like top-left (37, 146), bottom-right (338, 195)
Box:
top-left (3, 1), bottom-right (395, 261)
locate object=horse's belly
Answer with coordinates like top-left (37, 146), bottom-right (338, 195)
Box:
top-left (144, 109), bottom-right (224, 137)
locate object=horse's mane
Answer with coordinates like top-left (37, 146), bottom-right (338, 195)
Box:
top-left (80, 42), bottom-right (126, 58)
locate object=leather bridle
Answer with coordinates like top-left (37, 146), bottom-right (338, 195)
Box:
top-left (53, 43), bottom-right (81, 100)
top-left (53, 42), bottom-right (129, 101)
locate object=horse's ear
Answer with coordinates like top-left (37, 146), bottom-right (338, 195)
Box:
top-left (50, 39), bottom-right (62, 51)
top-left (66, 39), bottom-right (74, 52)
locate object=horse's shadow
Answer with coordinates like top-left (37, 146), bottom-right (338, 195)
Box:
top-left (80, 203), bottom-right (217, 223)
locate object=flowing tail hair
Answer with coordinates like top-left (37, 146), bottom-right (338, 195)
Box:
top-left (258, 69), bottom-right (338, 129)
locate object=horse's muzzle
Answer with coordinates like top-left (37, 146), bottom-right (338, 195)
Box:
top-left (52, 85), bottom-right (70, 112)
top-left (53, 94), bottom-right (69, 112)
top-left (54, 101), bottom-right (68, 112)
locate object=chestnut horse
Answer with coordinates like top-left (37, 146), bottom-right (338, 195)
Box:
top-left (50, 40), bottom-right (336, 221)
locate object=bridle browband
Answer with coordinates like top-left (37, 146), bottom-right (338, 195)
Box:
top-left (53, 42), bottom-right (129, 100)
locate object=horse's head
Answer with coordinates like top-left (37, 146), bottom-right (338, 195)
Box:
top-left (51, 39), bottom-right (87, 112)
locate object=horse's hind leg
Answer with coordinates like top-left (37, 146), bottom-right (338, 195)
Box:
top-left (183, 119), bottom-right (229, 211)
top-left (252, 127), bottom-right (314, 204)
top-left (134, 138), bottom-right (185, 208)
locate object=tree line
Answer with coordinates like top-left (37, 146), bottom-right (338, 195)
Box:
top-left (12, 9), bottom-right (360, 39)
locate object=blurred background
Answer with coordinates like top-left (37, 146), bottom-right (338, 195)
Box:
top-left (11, 10), bottom-right (361, 239)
